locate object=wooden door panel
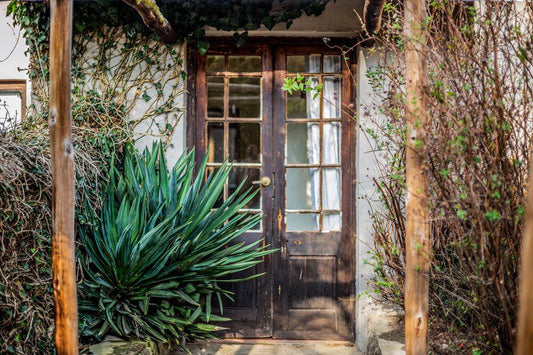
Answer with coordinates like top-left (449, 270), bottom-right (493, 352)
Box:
top-left (273, 47), bottom-right (354, 341)
top-left (196, 46), bottom-right (274, 338)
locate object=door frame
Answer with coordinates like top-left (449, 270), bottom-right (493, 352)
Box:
top-left (186, 39), bottom-right (357, 342)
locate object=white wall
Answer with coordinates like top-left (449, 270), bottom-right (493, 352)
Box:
top-left (355, 47), bottom-right (393, 351)
top-left (74, 32), bottom-right (187, 167)
top-left (0, 1), bottom-right (30, 127)
top-left (0, 2), bottom-right (29, 81)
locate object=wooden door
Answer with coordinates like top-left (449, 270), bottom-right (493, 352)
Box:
top-left (190, 43), bottom-right (354, 341)
top-left (272, 47), bottom-right (355, 341)
top-left (193, 45), bottom-right (273, 337)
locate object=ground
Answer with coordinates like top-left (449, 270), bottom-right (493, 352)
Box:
top-left (172, 340), bottom-right (360, 355)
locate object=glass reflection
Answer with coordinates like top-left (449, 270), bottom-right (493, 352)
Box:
top-left (228, 56), bottom-right (261, 72)
top-left (287, 55), bottom-right (321, 73)
top-left (229, 77), bottom-right (261, 118)
top-left (229, 167), bottom-right (261, 209)
top-left (207, 76), bottom-right (224, 117)
top-left (207, 123), bottom-right (224, 163)
top-left (229, 123), bottom-right (261, 163)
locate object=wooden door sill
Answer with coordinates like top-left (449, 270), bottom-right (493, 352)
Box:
top-left (209, 338), bottom-right (353, 346)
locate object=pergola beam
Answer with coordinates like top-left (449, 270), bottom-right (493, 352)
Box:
top-left (49, 0), bottom-right (78, 353)
top-left (404, 0), bottom-right (430, 354)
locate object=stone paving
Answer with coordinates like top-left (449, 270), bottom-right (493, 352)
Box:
top-left (173, 340), bottom-right (360, 355)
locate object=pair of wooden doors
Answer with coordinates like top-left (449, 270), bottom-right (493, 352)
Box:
top-left (189, 42), bottom-right (355, 341)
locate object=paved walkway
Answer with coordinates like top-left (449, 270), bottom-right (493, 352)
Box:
top-left (173, 340), bottom-right (360, 355)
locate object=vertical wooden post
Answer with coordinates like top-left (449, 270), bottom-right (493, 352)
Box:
top-left (49, 0), bottom-right (78, 353)
top-left (517, 166), bottom-right (533, 354)
top-left (404, 0), bottom-right (429, 354)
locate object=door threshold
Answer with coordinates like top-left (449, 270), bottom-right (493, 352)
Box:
top-left (209, 338), bottom-right (354, 346)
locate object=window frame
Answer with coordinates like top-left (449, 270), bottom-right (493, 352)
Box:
top-left (0, 79), bottom-right (27, 123)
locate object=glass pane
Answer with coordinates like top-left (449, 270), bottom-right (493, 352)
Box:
top-left (0, 91), bottom-right (22, 131)
top-left (228, 56), bottom-right (261, 72)
top-left (323, 76), bottom-right (341, 118)
top-left (322, 122), bottom-right (341, 164)
top-left (207, 55), bottom-right (225, 72)
top-left (229, 123), bottom-right (260, 163)
top-left (286, 122), bottom-right (319, 164)
top-left (207, 76), bottom-right (224, 117)
top-left (322, 168), bottom-right (341, 210)
top-left (286, 77), bottom-right (319, 119)
top-left (286, 168), bottom-right (319, 210)
top-left (322, 213), bottom-right (341, 231)
top-left (239, 211), bottom-right (262, 231)
top-left (207, 123), bottom-right (224, 163)
top-left (206, 167), bottom-right (225, 208)
top-left (287, 55), bottom-right (321, 73)
top-left (229, 77), bottom-right (261, 118)
top-left (324, 55), bottom-right (341, 73)
top-left (228, 167), bottom-right (261, 209)
top-left (286, 213), bottom-right (319, 231)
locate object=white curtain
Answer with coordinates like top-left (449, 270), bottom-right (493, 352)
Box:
top-left (305, 57), bottom-right (341, 231)
top-left (322, 77), bottom-right (341, 231)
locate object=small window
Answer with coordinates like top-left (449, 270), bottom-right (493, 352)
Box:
top-left (0, 80), bottom-right (26, 132)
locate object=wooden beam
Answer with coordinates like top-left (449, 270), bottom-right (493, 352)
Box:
top-left (517, 166), bottom-right (533, 354)
top-left (364, 0), bottom-right (386, 36)
top-left (49, 0), bottom-right (78, 353)
top-left (404, 0), bottom-right (430, 354)
top-left (121, 0), bottom-right (177, 43)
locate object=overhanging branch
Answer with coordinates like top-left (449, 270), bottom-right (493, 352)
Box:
top-left (363, 0), bottom-right (386, 46)
top-left (121, 0), bottom-right (177, 43)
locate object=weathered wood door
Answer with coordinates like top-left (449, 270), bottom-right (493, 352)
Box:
top-left (190, 43), bottom-right (354, 341)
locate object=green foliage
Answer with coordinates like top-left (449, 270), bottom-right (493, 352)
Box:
top-left (282, 73), bottom-right (323, 98)
top-left (78, 142), bottom-right (273, 344)
top-left (8, 0), bottom-right (330, 54)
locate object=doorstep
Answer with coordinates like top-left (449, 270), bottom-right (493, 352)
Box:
top-left (171, 339), bottom-right (359, 355)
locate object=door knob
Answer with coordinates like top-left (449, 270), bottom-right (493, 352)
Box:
top-left (252, 176), bottom-right (271, 187)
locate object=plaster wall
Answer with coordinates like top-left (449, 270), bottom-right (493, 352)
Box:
top-left (0, 1), bottom-right (31, 125)
top-left (355, 47), bottom-right (397, 351)
top-left (0, 2), bottom-right (29, 82)
top-left (78, 33), bottom-right (187, 167)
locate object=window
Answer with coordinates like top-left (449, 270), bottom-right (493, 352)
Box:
top-left (0, 80), bottom-right (26, 131)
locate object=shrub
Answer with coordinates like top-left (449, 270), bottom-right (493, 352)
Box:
top-left (368, 2), bottom-right (532, 352)
top-left (78, 142), bottom-right (271, 345)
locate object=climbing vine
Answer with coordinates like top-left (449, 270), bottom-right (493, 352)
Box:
top-left (2, 1), bottom-right (330, 352)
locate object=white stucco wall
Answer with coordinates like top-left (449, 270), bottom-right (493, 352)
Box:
top-left (355, 47), bottom-right (393, 351)
top-left (74, 32), bottom-right (187, 167)
top-left (0, 2), bottom-right (29, 82)
top-left (0, 1), bottom-right (30, 126)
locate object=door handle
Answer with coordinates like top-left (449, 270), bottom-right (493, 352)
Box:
top-left (252, 176), bottom-right (271, 187)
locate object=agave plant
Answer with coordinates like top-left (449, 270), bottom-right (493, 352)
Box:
top-left (78, 142), bottom-right (271, 344)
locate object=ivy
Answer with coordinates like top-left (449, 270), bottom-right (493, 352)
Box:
top-left (8, 0), bottom-right (330, 54)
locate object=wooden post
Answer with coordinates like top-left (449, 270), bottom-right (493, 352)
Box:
top-left (404, 0), bottom-right (430, 354)
top-left (517, 166), bottom-right (533, 354)
top-left (49, 0), bottom-right (78, 353)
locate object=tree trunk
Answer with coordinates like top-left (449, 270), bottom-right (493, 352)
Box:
top-left (404, 0), bottom-right (430, 354)
top-left (49, 0), bottom-right (78, 353)
top-left (516, 165), bottom-right (533, 354)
